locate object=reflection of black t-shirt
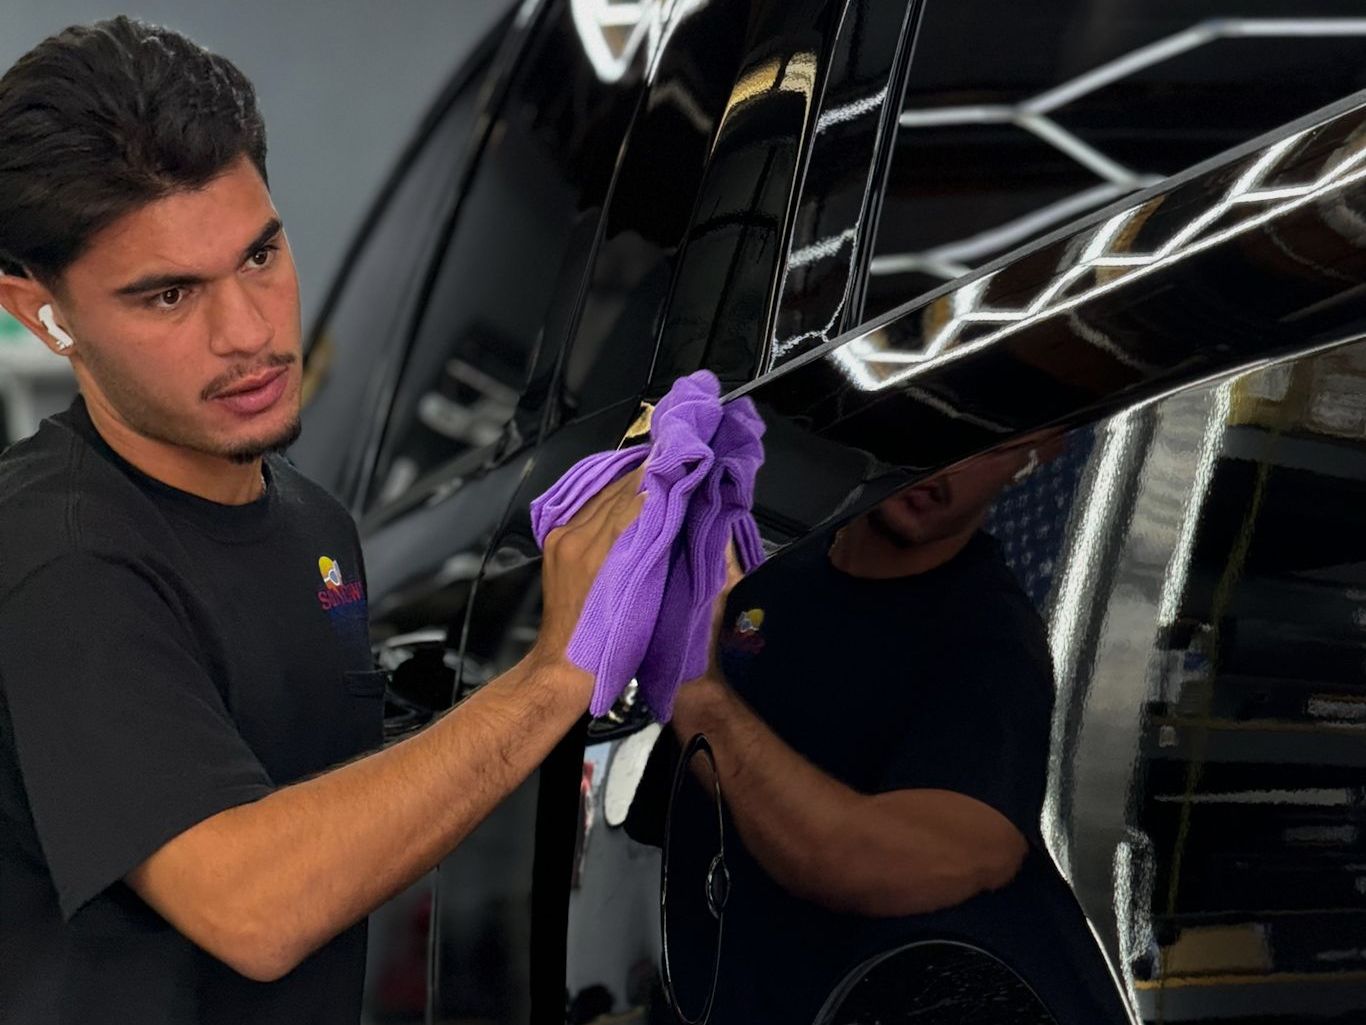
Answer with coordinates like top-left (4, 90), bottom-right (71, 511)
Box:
top-left (0, 399), bottom-right (383, 1024)
top-left (656, 530), bottom-right (1127, 1024)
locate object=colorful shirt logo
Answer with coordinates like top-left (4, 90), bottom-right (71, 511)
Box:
top-left (317, 555), bottom-right (365, 611)
top-left (319, 556), bottom-right (343, 589)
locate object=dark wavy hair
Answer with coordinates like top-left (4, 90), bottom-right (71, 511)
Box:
top-left (0, 16), bottom-right (268, 284)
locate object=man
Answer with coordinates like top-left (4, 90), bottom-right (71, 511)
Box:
top-left (0, 18), bottom-right (644, 1023)
top-left (648, 434), bottom-right (1127, 1022)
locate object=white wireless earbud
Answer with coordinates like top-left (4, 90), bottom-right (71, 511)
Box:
top-left (38, 304), bottom-right (75, 351)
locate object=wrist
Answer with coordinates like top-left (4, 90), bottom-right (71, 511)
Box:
top-left (523, 644), bottom-right (594, 710)
top-left (672, 670), bottom-right (728, 734)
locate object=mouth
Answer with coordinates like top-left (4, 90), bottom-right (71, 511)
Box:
top-left (210, 366), bottom-right (290, 416)
top-left (902, 476), bottom-right (952, 512)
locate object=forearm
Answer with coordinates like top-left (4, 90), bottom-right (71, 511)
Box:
top-left (132, 650), bottom-right (588, 980)
top-left (670, 674), bottom-right (867, 907)
top-left (671, 674), bottom-right (1023, 916)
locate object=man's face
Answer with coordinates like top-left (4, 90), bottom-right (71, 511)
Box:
top-left (54, 155), bottom-right (302, 463)
top-left (867, 438), bottom-right (1046, 548)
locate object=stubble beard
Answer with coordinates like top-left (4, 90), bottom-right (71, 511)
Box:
top-left (867, 506), bottom-right (920, 549)
top-left (222, 415), bottom-right (303, 464)
top-left (79, 343), bottom-right (303, 464)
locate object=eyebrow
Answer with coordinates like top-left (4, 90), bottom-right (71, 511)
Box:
top-left (113, 218), bottom-right (283, 297)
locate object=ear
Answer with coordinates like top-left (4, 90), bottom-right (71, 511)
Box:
top-left (0, 273), bottom-right (71, 357)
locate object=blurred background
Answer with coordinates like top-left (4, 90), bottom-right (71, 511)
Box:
top-left (0, 0), bottom-right (510, 445)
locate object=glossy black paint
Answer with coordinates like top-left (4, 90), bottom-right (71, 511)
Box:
top-left (861, 0), bottom-right (1366, 321)
top-left (292, 1), bottom-right (1366, 1021)
top-left (765, 0), bottom-right (925, 368)
top-left (741, 90), bottom-right (1366, 541)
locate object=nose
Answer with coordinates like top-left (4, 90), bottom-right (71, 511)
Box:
top-left (206, 277), bottom-right (273, 358)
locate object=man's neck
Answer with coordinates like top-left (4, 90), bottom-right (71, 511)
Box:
top-left (829, 518), bottom-right (975, 580)
top-left (81, 392), bottom-right (265, 506)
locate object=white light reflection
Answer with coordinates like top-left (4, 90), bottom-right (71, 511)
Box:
top-left (569, 0), bottom-right (711, 85)
top-left (1111, 832), bottom-right (1155, 1023)
top-left (643, 0), bottom-right (709, 82)
top-left (1017, 111), bottom-right (1156, 189)
top-left (1043, 408), bottom-right (1142, 885)
top-left (569, 0), bottom-right (659, 83)
top-left (830, 137), bottom-right (1366, 393)
top-left (1155, 382), bottom-right (1233, 628)
top-left (814, 88), bottom-right (888, 134)
top-left (1047, 410), bottom-right (1140, 728)
top-left (884, 18), bottom-right (1366, 282)
top-left (786, 228), bottom-right (856, 269)
top-left (870, 182), bottom-right (1130, 273)
top-left (1152, 787), bottom-right (1360, 805)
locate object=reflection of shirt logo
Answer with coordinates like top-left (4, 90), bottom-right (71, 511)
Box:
top-left (725, 608), bottom-right (766, 656)
top-left (317, 555), bottom-right (365, 611)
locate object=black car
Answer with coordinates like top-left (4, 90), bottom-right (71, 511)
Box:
top-left (292, 1), bottom-right (1366, 1022)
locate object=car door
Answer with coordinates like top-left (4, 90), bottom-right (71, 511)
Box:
top-left (730, 97), bottom-right (1366, 1025)
top-left (555, 6), bottom-right (1366, 1025)
top-left (347, 3), bottom-right (676, 1022)
top-left (296, 1), bottom-right (669, 1020)
top-left (438, 0), bottom-right (897, 1014)
top-left (301, 1), bottom-right (1366, 1021)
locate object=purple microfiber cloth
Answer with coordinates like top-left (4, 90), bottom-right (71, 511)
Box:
top-left (529, 370), bottom-right (766, 720)
top-left (530, 371), bottom-right (724, 717)
top-left (636, 396), bottom-right (765, 719)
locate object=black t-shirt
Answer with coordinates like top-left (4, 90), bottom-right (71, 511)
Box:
top-left (0, 398), bottom-right (384, 1024)
top-left (644, 530), bottom-right (1127, 1024)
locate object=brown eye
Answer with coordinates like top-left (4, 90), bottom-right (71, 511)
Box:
top-left (158, 287), bottom-right (182, 307)
top-left (249, 245), bottom-right (277, 268)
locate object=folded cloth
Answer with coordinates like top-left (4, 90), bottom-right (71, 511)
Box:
top-left (530, 371), bottom-right (724, 717)
top-left (636, 395), bottom-right (765, 719)
top-left (529, 370), bottom-right (766, 720)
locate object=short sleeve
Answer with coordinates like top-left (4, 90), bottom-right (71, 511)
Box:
top-left (876, 624), bottom-right (1055, 843)
top-left (0, 552), bottom-right (274, 919)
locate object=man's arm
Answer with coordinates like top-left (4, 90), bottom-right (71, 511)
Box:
top-left (670, 672), bottom-right (1028, 918)
top-left (127, 467), bottom-right (645, 983)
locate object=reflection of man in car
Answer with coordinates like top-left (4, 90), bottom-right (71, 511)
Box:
top-left (0, 20), bottom-right (643, 1024)
top-left (662, 433), bottom-right (1125, 1023)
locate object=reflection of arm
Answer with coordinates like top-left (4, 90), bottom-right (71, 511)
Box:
top-left (670, 672), bottom-right (1027, 917)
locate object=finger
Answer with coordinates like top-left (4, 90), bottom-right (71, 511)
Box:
top-left (564, 464), bottom-right (641, 532)
top-left (593, 469), bottom-right (647, 548)
top-left (598, 465), bottom-right (645, 516)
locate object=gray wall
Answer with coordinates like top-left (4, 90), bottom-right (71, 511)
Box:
top-left (0, 1), bottom-right (510, 440)
top-left (1, 0), bottom-right (509, 321)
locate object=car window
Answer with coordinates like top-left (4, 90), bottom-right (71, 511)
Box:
top-left (364, 7), bottom-right (648, 513)
top-left (857, 1), bottom-right (1366, 323)
top-left (293, 44), bottom-right (496, 504)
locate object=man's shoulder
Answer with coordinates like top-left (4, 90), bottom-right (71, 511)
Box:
top-left (266, 455), bottom-right (358, 537)
top-left (0, 415), bottom-right (167, 597)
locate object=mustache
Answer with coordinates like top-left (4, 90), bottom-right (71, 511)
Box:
top-left (201, 352), bottom-right (297, 401)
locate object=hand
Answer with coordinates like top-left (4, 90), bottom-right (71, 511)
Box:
top-left (674, 541), bottom-right (745, 725)
top-left (532, 466), bottom-right (647, 688)
top-left (706, 541), bottom-right (744, 677)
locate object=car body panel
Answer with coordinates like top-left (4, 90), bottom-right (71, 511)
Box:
top-left (291, 2), bottom-right (1366, 1021)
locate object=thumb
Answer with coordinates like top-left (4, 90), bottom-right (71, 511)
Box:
top-left (723, 541), bottom-right (743, 591)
